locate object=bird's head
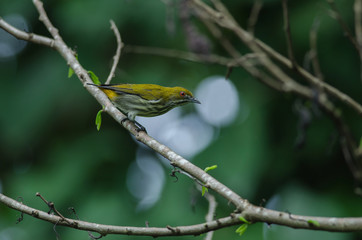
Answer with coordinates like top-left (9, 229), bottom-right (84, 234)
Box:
top-left (166, 87), bottom-right (201, 106)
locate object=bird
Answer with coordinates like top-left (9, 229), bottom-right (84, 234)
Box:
top-left (88, 83), bottom-right (200, 132)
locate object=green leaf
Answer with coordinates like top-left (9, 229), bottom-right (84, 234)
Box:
top-left (359, 137), bottom-right (362, 148)
top-left (239, 216), bottom-right (251, 225)
top-left (202, 186), bottom-right (208, 196)
top-left (68, 67), bottom-right (74, 78)
top-left (88, 71), bottom-right (101, 85)
top-left (235, 224), bottom-right (248, 236)
top-left (204, 165), bottom-right (218, 173)
top-left (307, 219), bottom-right (320, 227)
top-left (200, 165), bottom-right (217, 196)
top-left (95, 108), bottom-right (104, 131)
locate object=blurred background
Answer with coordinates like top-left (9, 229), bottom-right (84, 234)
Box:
top-left (0, 0), bottom-right (362, 239)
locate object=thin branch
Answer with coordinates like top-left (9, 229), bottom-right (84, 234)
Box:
top-left (0, 17), bottom-right (54, 47)
top-left (341, 139), bottom-right (362, 183)
top-left (0, 193), bottom-right (243, 237)
top-left (35, 192), bottom-right (74, 225)
top-left (192, 0), bottom-right (312, 95)
top-left (308, 19), bottom-right (324, 81)
top-left (192, 8), bottom-right (285, 92)
top-left (354, 0), bottom-right (362, 82)
top-left (255, 36), bottom-right (362, 116)
top-left (247, 0), bottom-right (263, 35)
top-left (189, 0), bottom-right (362, 187)
top-left (190, 0), bottom-right (362, 117)
top-left (209, 0), bottom-right (236, 24)
top-left (282, 0), bottom-right (298, 69)
top-left (69, 207), bottom-right (104, 239)
top-left (327, 0), bottom-right (360, 52)
top-left (2, 193), bottom-right (362, 233)
top-left (355, 0), bottom-right (362, 47)
top-left (1, 0), bottom-right (246, 212)
top-left (124, 45), bottom-right (260, 67)
top-left (2, 0), bottom-right (362, 236)
top-left (105, 20), bottom-right (123, 84)
top-left (203, 192), bottom-right (217, 240)
top-left (33, 0), bottom-right (61, 40)
top-left (192, 0), bottom-right (310, 90)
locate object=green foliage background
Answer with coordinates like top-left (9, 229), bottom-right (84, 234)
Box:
top-left (0, 0), bottom-right (362, 239)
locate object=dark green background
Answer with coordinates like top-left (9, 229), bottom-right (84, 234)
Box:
top-left (0, 0), bottom-right (361, 239)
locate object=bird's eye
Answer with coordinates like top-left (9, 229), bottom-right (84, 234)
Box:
top-left (180, 91), bottom-right (185, 97)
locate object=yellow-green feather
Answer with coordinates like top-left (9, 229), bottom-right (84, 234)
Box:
top-left (93, 83), bottom-right (196, 120)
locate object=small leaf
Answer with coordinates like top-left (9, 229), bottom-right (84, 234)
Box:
top-left (235, 224), bottom-right (248, 236)
top-left (95, 108), bottom-right (104, 131)
top-left (68, 67), bottom-right (74, 78)
top-left (359, 137), bottom-right (362, 148)
top-left (307, 219), bottom-right (320, 227)
top-left (201, 165), bottom-right (216, 196)
top-left (239, 216), bottom-right (251, 225)
top-left (202, 186), bottom-right (208, 196)
top-left (88, 71), bottom-right (101, 85)
top-left (204, 165), bottom-right (218, 173)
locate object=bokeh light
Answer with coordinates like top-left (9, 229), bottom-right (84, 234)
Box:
top-left (195, 76), bottom-right (240, 127)
top-left (126, 148), bottom-right (165, 211)
top-left (138, 109), bottom-right (214, 159)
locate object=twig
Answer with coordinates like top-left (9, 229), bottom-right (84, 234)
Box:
top-left (69, 208), bottom-right (104, 239)
top-left (247, 0), bottom-right (263, 35)
top-left (0, 193), bottom-right (245, 236)
top-left (192, 0), bottom-right (311, 95)
top-left (355, 0), bottom-right (362, 48)
top-left (105, 20), bottom-right (123, 84)
top-left (327, 0), bottom-right (360, 52)
top-left (190, 0), bottom-right (362, 186)
top-left (36, 192), bottom-right (73, 225)
top-left (171, 166), bottom-right (207, 187)
top-left (203, 191), bottom-right (217, 240)
top-left (2, 193), bottom-right (362, 233)
top-left (0, 1), bottom-right (246, 211)
top-left (354, 0), bottom-right (362, 82)
top-left (0, 17), bottom-right (54, 47)
top-left (282, 0), bottom-right (298, 69)
top-left (192, 8), bottom-right (286, 91)
top-left (2, 0), bottom-right (362, 236)
top-left (190, 0), bottom-right (362, 117)
top-left (33, 0), bottom-right (61, 41)
top-left (192, 0), bottom-right (307, 89)
top-left (53, 220), bottom-right (61, 240)
top-left (341, 139), bottom-right (362, 183)
top-left (124, 45), bottom-right (260, 67)
top-left (308, 19), bottom-right (324, 82)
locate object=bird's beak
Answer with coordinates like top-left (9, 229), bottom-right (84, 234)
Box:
top-left (190, 97), bottom-right (201, 104)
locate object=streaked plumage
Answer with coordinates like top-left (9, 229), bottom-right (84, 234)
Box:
top-left (88, 83), bottom-right (200, 131)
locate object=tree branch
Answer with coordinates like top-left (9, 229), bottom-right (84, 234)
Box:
top-left (189, 0), bottom-right (362, 118)
top-left (307, 19), bottom-right (324, 82)
top-left (327, 0), bottom-right (360, 52)
top-left (282, 0), bottom-right (298, 69)
top-left (1, 0), bottom-right (362, 237)
top-left (247, 0), bottom-right (263, 35)
top-left (354, 0), bottom-right (362, 82)
top-left (0, 193), bottom-right (242, 237)
top-left (105, 20), bottom-right (123, 84)
top-left (2, 192), bottom-right (362, 234)
top-left (124, 45), bottom-right (260, 67)
top-left (0, 17), bottom-right (54, 47)
top-left (203, 191), bottom-right (217, 240)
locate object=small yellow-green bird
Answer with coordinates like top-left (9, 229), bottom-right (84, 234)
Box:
top-left (88, 83), bottom-right (200, 131)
